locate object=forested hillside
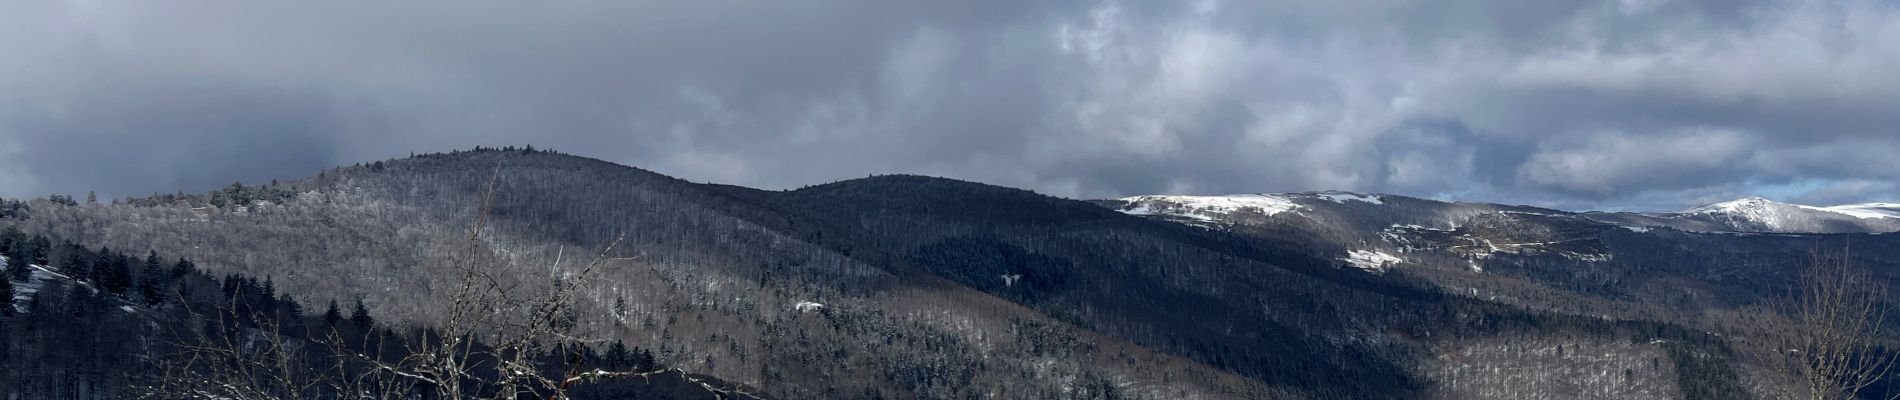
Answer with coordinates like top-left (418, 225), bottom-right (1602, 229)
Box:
top-left (5, 148), bottom-right (1272, 399)
top-left (719, 174), bottom-right (1757, 399)
top-left (0, 230), bottom-right (761, 399)
top-left (1098, 191), bottom-right (1900, 339)
top-left (0, 147), bottom-right (1870, 399)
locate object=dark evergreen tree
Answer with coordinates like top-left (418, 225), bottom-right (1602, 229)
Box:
top-left (322, 300), bottom-right (343, 327)
top-left (277, 292), bottom-right (304, 334)
top-left (0, 225), bottom-right (19, 253)
top-left (58, 243), bottom-right (92, 279)
top-left (0, 273), bottom-right (13, 316)
top-left (4, 254), bottom-right (23, 281)
top-left (3, 235), bottom-right (27, 281)
top-left (88, 246), bottom-right (111, 282)
top-left (63, 283), bottom-right (90, 319)
top-left (139, 251), bottom-right (165, 305)
top-left (258, 277), bottom-right (278, 315)
top-left (2, 244), bottom-right (25, 282)
top-left (169, 258), bottom-right (196, 280)
top-left (605, 340), bottom-right (631, 369)
top-left (634, 347), bottom-right (657, 371)
top-left (26, 235), bottom-right (48, 265)
top-left (99, 251), bottom-right (133, 295)
top-left (351, 298), bottom-right (374, 329)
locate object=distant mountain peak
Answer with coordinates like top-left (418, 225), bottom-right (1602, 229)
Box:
top-left (1684, 196), bottom-right (1900, 220)
top-left (1685, 196), bottom-right (1785, 214)
top-left (1649, 196), bottom-right (1900, 233)
top-left (1111, 190), bottom-right (1900, 235)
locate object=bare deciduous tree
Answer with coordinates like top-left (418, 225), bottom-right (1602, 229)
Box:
top-left (1753, 249), bottom-right (1900, 400)
top-left (146, 291), bottom-right (342, 400)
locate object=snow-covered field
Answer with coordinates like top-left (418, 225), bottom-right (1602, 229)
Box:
top-left (1117, 194), bottom-right (1303, 220)
top-left (1116, 191), bottom-right (1387, 223)
top-left (1817, 202), bottom-right (1900, 220)
top-left (1343, 249), bottom-right (1402, 272)
top-left (1316, 191), bottom-right (1384, 205)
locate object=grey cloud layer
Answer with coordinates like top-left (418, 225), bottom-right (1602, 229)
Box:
top-left (2, 0), bottom-right (1895, 210)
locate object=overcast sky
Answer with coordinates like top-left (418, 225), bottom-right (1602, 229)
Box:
top-left (3, 0), bottom-right (1897, 210)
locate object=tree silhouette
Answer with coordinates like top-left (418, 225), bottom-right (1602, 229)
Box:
top-left (322, 299), bottom-right (342, 327)
top-left (1752, 249), bottom-right (1900, 400)
top-left (350, 298), bottom-right (373, 330)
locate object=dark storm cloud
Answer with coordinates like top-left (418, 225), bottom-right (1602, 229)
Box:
top-left (2, 0), bottom-right (1896, 210)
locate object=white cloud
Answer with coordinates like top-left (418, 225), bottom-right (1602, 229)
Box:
top-left (1517, 128), bottom-right (1753, 196)
top-left (1, 0), bottom-right (1897, 208)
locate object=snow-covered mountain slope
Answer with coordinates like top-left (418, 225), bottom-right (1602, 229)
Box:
top-left (1114, 194), bottom-right (1303, 223)
top-left (1107, 191), bottom-right (1900, 235)
top-left (1680, 197), bottom-right (1824, 231)
top-left (1633, 197), bottom-right (1900, 233)
top-left (1104, 191), bottom-right (1393, 226)
top-left (1814, 202), bottom-right (1900, 220)
top-left (1100, 191), bottom-right (1899, 278)
top-left (1685, 196), bottom-right (1900, 222)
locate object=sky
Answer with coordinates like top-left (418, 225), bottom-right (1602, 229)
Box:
top-left (2, 0), bottom-right (1897, 211)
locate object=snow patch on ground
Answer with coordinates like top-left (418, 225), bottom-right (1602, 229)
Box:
top-left (1121, 202), bottom-right (1214, 222)
top-left (1391, 223), bottom-right (1454, 232)
top-left (1344, 250), bottom-right (1402, 272)
top-left (6, 258), bottom-right (70, 314)
top-left (1118, 194), bottom-right (1303, 220)
top-left (1318, 191), bottom-right (1385, 205)
top-left (793, 301), bottom-right (825, 313)
top-left (5, 256), bottom-right (144, 315)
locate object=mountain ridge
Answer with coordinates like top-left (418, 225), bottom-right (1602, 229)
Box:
top-left (1102, 192), bottom-right (1900, 234)
top-left (6, 147), bottom-right (1877, 399)
top-left (6, 148), bottom-right (1290, 399)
